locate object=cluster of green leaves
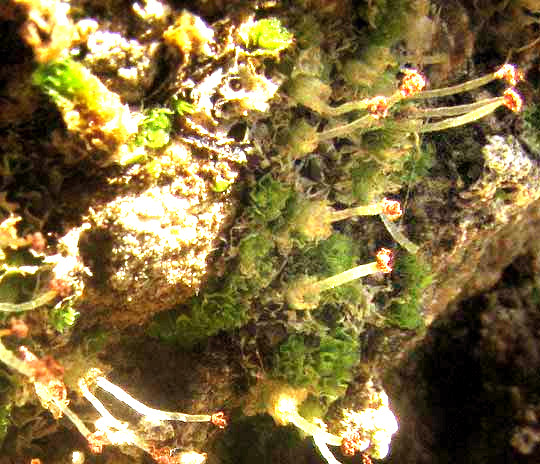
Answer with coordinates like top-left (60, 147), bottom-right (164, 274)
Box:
top-left (297, 233), bottom-right (357, 275)
top-left (269, 235), bottom-right (366, 400)
top-left (149, 285), bottom-right (250, 348)
top-left (171, 95), bottom-right (196, 116)
top-left (49, 302), bottom-right (79, 333)
top-left (246, 18), bottom-right (293, 52)
top-left (148, 227), bottom-right (284, 347)
top-left (32, 58), bottom-right (90, 105)
top-left (148, 177), bottom-right (293, 347)
top-left (351, 161), bottom-right (386, 204)
top-left (272, 329), bottom-right (359, 400)
top-left (356, 0), bottom-right (413, 46)
top-left (350, 125), bottom-right (420, 202)
top-left (386, 253), bottom-right (432, 330)
top-left (248, 175), bottom-right (296, 226)
top-left (238, 231), bottom-right (281, 288)
top-left (134, 108), bottom-right (174, 149)
top-left (132, 97), bottom-right (194, 153)
top-left (148, 241), bottom-right (277, 347)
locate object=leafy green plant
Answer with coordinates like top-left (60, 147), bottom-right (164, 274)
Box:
top-left (386, 253), bottom-right (432, 329)
top-left (32, 56), bottom-right (140, 155)
top-left (134, 108), bottom-right (174, 148)
top-left (178, 290), bottom-right (249, 345)
top-left (32, 58), bottom-right (90, 104)
top-left (49, 302), bottom-right (80, 333)
top-left (272, 329), bottom-right (359, 400)
top-left (237, 232), bottom-right (280, 289)
top-left (350, 161), bottom-right (386, 204)
top-left (356, 0), bottom-right (413, 47)
top-left (171, 96), bottom-right (196, 116)
top-left (301, 233), bottom-right (358, 276)
top-left (248, 175), bottom-right (296, 225)
top-left (82, 328), bottom-right (108, 354)
top-left (245, 18), bottom-right (293, 52)
top-left (149, 284), bottom-right (249, 348)
top-left (148, 176), bottom-right (296, 347)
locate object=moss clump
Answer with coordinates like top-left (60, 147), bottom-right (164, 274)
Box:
top-left (351, 160), bottom-right (386, 204)
top-left (342, 46), bottom-right (397, 90)
top-left (32, 57), bottom-right (122, 119)
top-left (148, 280), bottom-right (249, 348)
top-left (147, 231), bottom-right (279, 348)
top-left (49, 303), bottom-right (79, 333)
top-left (134, 108), bottom-right (173, 149)
top-left (386, 253), bottom-right (432, 330)
top-left (248, 175), bottom-right (296, 225)
top-left (356, 0), bottom-right (413, 47)
top-left (175, 291), bottom-right (249, 348)
top-left (245, 18), bottom-right (293, 52)
top-left (306, 233), bottom-right (358, 276)
top-left (282, 119), bottom-right (319, 158)
top-left (171, 96), bottom-right (196, 116)
top-left (32, 57), bottom-right (139, 158)
top-left (32, 58), bottom-right (90, 105)
top-left (238, 232), bottom-right (280, 289)
top-left (272, 329), bottom-right (359, 400)
top-left (148, 227), bottom-right (280, 348)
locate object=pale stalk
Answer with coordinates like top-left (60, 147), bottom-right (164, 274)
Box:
top-left (288, 412), bottom-right (342, 447)
top-left (0, 290), bottom-right (57, 312)
top-left (0, 339), bottom-right (91, 438)
top-left (416, 100), bottom-right (503, 132)
top-left (309, 262), bottom-right (381, 294)
top-left (380, 214), bottom-right (419, 255)
top-left (0, 338), bottom-right (35, 377)
top-left (317, 93), bottom-right (402, 141)
top-left (95, 376), bottom-right (213, 423)
top-left (80, 379), bottom-right (122, 426)
top-left (412, 73), bottom-right (498, 99)
top-left (323, 100), bottom-right (370, 116)
top-left (328, 204), bottom-right (385, 223)
top-left (410, 97), bottom-right (501, 118)
top-left (396, 100), bottom-right (503, 133)
top-left (313, 435), bottom-right (343, 464)
top-left (62, 405), bottom-right (92, 437)
top-left (317, 114), bottom-right (375, 141)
